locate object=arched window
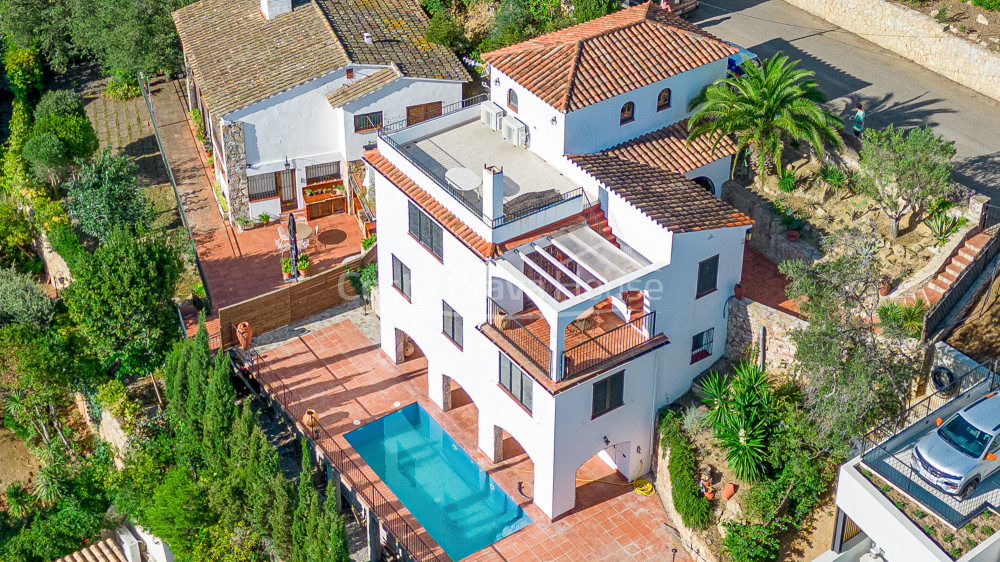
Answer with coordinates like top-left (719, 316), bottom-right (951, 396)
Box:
top-left (657, 88), bottom-right (671, 111)
top-left (507, 89), bottom-right (518, 112)
top-left (620, 101), bottom-right (635, 125)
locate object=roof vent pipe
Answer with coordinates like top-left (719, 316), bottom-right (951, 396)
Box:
top-left (363, 33), bottom-right (374, 45)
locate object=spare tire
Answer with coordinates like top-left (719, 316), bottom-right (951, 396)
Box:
top-left (931, 366), bottom-right (957, 396)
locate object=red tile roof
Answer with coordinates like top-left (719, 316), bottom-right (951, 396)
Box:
top-left (602, 120), bottom-right (738, 174)
top-left (568, 153), bottom-right (753, 233)
top-left (481, 2), bottom-right (737, 112)
top-left (54, 539), bottom-right (126, 562)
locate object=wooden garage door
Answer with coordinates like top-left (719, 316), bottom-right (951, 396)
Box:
top-left (406, 101), bottom-right (443, 126)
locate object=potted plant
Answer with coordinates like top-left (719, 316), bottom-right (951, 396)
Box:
top-left (281, 257), bottom-right (293, 280)
top-left (258, 212), bottom-right (271, 225)
top-left (733, 282), bottom-right (745, 300)
top-left (236, 216), bottom-right (253, 231)
top-left (879, 277), bottom-right (893, 297)
top-left (191, 282), bottom-right (207, 310)
top-left (206, 154), bottom-right (214, 170)
top-left (297, 253), bottom-right (310, 277)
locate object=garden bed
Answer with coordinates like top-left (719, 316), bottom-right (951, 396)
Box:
top-left (860, 467), bottom-right (998, 558)
top-left (741, 144), bottom-right (971, 289)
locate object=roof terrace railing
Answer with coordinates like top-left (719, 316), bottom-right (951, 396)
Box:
top-left (376, 94), bottom-right (583, 231)
top-left (485, 297), bottom-right (552, 374)
top-left (563, 311), bottom-right (655, 379)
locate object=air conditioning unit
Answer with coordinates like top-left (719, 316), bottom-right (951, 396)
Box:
top-left (501, 115), bottom-right (528, 147)
top-left (480, 101), bottom-right (505, 131)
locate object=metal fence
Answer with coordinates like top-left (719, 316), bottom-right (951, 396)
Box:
top-left (139, 73), bottom-right (214, 313)
top-left (563, 311), bottom-right (655, 378)
top-left (923, 224), bottom-right (1000, 338)
top-left (380, 94), bottom-right (488, 134)
top-left (983, 203), bottom-right (1000, 229)
top-left (485, 297), bottom-right (551, 374)
top-left (241, 345), bottom-right (445, 562)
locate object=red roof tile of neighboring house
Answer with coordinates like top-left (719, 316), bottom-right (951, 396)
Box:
top-left (568, 153), bottom-right (753, 233)
top-left (54, 539), bottom-right (126, 562)
top-left (481, 2), bottom-right (737, 112)
top-left (602, 120), bottom-right (738, 174)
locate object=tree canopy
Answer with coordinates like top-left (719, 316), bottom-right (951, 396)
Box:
top-left (688, 53), bottom-right (843, 178)
top-left (65, 149), bottom-right (152, 242)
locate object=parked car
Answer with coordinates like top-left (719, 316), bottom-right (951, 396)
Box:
top-left (910, 392), bottom-right (1000, 499)
top-left (727, 46), bottom-right (761, 77)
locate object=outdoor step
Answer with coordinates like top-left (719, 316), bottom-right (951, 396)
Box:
top-left (930, 278), bottom-right (952, 293)
top-left (959, 246), bottom-right (981, 261)
top-left (917, 287), bottom-right (942, 306)
top-left (967, 233), bottom-right (992, 251)
top-left (952, 254), bottom-right (973, 268)
top-left (946, 263), bottom-right (966, 278)
top-left (938, 270), bottom-right (958, 285)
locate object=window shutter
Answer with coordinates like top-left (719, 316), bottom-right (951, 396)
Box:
top-left (522, 376), bottom-right (532, 411)
top-left (408, 202), bottom-right (419, 237)
top-left (610, 373), bottom-right (624, 408)
top-left (432, 224), bottom-right (443, 259)
top-left (402, 265), bottom-right (410, 297)
top-left (454, 312), bottom-right (463, 347)
top-left (593, 381), bottom-right (607, 416)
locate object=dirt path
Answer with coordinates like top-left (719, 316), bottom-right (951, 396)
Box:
top-left (0, 427), bottom-right (37, 495)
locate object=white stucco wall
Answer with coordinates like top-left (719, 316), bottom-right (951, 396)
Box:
top-left (562, 60), bottom-right (728, 155)
top-left (686, 157), bottom-right (733, 198)
top-left (488, 69), bottom-right (568, 165)
top-left (342, 78), bottom-right (463, 161)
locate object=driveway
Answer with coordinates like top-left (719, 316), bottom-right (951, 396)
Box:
top-left (689, 0), bottom-right (1000, 199)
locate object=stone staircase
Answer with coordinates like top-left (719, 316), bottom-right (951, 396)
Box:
top-left (585, 205), bottom-right (620, 248)
top-left (908, 231), bottom-right (993, 307)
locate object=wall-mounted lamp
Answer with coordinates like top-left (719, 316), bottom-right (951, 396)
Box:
top-left (745, 230), bottom-right (752, 242)
top-left (550, 116), bottom-right (557, 125)
top-left (636, 445), bottom-right (641, 454)
top-left (493, 77), bottom-right (500, 86)
top-left (284, 157), bottom-right (290, 170)
top-left (603, 436), bottom-right (610, 446)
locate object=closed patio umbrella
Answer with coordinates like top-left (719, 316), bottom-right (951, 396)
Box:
top-left (287, 213), bottom-right (299, 280)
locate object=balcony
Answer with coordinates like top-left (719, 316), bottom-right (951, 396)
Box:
top-left (376, 98), bottom-right (586, 243)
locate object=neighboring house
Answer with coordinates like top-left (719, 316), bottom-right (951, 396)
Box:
top-left (367, 2), bottom-right (752, 519)
top-left (54, 539), bottom-right (127, 562)
top-left (172, 0), bottom-right (468, 224)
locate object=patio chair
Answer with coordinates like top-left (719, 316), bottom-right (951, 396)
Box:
top-left (297, 237), bottom-right (310, 252)
top-left (311, 224), bottom-right (320, 249)
top-left (275, 238), bottom-right (290, 255)
top-left (277, 226), bottom-right (289, 242)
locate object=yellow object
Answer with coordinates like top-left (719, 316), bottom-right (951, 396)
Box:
top-left (633, 479), bottom-right (655, 496)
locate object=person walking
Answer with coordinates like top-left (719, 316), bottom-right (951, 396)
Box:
top-left (852, 103), bottom-right (866, 139)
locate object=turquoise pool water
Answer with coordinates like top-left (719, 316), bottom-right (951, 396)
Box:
top-left (345, 403), bottom-right (531, 560)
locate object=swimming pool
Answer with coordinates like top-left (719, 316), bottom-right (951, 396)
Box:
top-left (345, 403), bottom-right (531, 560)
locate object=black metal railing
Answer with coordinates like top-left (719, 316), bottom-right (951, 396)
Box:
top-left (242, 345), bottom-right (445, 562)
top-left (139, 72), bottom-right (214, 314)
top-left (495, 188), bottom-right (585, 228)
top-left (380, 94), bottom-right (488, 134)
top-left (856, 359), bottom-right (1000, 456)
top-left (563, 311), bottom-right (655, 378)
top-left (983, 203), bottom-right (1000, 229)
top-left (485, 298), bottom-right (552, 374)
top-left (924, 225), bottom-right (1000, 338)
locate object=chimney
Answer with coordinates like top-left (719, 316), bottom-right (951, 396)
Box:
top-left (260, 0), bottom-right (291, 20)
top-left (483, 166), bottom-right (504, 222)
top-left (363, 32), bottom-right (374, 45)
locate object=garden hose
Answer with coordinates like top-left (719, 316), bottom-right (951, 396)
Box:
top-left (504, 469), bottom-right (656, 496)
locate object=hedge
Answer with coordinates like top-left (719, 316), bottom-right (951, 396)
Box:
top-left (659, 411), bottom-right (712, 528)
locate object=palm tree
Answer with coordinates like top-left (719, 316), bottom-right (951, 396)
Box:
top-left (687, 53), bottom-right (843, 181)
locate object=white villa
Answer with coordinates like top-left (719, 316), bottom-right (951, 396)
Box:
top-left (172, 0), bottom-right (468, 224)
top-left (367, 3), bottom-right (754, 519)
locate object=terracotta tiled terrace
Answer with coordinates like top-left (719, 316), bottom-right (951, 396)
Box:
top-left (740, 246), bottom-right (801, 316)
top-left (150, 79), bottom-right (363, 337)
top-left (255, 319), bottom-right (691, 562)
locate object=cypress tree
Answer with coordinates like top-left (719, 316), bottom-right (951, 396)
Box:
top-left (184, 313), bottom-right (210, 447)
top-left (248, 424), bottom-right (279, 531)
top-left (167, 340), bottom-right (192, 431)
top-left (203, 349), bottom-right (237, 476)
top-left (325, 508), bottom-right (351, 562)
top-left (292, 438), bottom-right (317, 562)
top-left (270, 472), bottom-right (295, 560)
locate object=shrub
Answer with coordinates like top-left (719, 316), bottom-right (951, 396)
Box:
top-left (22, 132), bottom-right (70, 184)
top-left (698, 361), bottom-right (774, 481)
top-left (983, 525), bottom-right (996, 536)
top-left (3, 43), bottom-right (43, 100)
top-left (425, 11), bottom-right (469, 54)
top-left (0, 268), bottom-right (55, 327)
top-left (722, 520), bottom-right (783, 562)
top-left (934, 7), bottom-right (947, 22)
top-left (778, 168), bottom-right (796, 193)
top-left (572, 0), bottom-right (618, 23)
top-left (32, 114), bottom-right (99, 162)
top-left (659, 412), bottom-right (712, 528)
top-left (925, 212), bottom-right (966, 246)
top-left (682, 406), bottom-right (710, 435)
top-left (878, 299), bottom-right (925, 339)
top-left (65, 148), bottom-right (152, 242)
top-left (361, 234), bottom-right (377, 250)
top-left (96, 379), bottom-right (142, 432)
top-left (0, 203), bottom-right (37, 268)
top-left (34, 90), bottom-right (87, 122)
top-left (818, 163), bottom-right (847, 194)
top-left (1, 100), bottom-right (37, 197)
top-left (105, 74), bottom-right (142, 101)
top-left (973, 0), bottom-right (1000, 10)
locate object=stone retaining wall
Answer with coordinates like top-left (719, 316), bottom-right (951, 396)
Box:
top-left (725, 298), bottom-right (805, 373)
top-left (36, 231), bottom-right (72, 291)
top-left (653, 439), bottom-right (720, 562)
top-left (722, 180), bottom-right (823, 266)
top-left (784, 0), bottom-right (1000, 103)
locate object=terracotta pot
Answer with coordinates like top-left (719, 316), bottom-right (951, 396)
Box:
top-left (786, 230), bottom-right (800, 242)
top-left (282, 270), bottom-right (292, 280)
top-left (236, 322), bottom-right (253, 351)
top-left (302, 409), bottom-right (320, 437)
top-left (879, 281), bottom-right (892, 296)
top-left (723, 482), bottom-right (737, 500)
top-left (704, 490), bottom-right (715, 500)
top-left (298, 267), bottom-right (309, 277)
top-left (733, 282), bottom-right (745, 300)
top-left (403, 338), bottom-right (415, 358)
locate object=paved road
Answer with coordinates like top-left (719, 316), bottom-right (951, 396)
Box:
top-left (689, 0), bottom-right (1000, 199)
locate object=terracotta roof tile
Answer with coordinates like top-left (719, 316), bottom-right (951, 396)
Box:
top-left (327, 64), bottom-right (402, 108)
top-left (602, 120), bottom-right (738, 174)
top-left (482, 2), bottom-right (738, 112)
top-left (567, 153), bottom-right (752, 233)
top-left (55, 539), bottom-right (127, 562)
top-left (173, 0), bottom-right (468, 117)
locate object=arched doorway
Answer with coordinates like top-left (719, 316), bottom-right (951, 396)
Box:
top-left (693, 176), bottom-right (715, 196)
top-left (572, 443), bottom-right (635, 514)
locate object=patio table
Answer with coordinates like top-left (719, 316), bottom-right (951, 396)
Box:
top-left (445, 167), bottom-right (482, 193)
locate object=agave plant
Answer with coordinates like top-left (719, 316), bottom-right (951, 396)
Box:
top-left (717, 415), bottom-right (769, 482)
top-left (699, 372), bottom-right (734, 430)
top-left (4, 482), bottom-right (34, 519)
top-left (877, 302), bottom-right (903, 326)
top-left (698, 361), bottom-right (774, 481)
top-left (901, 299), bottom-right (927, 339)
top-left (925, 212), bottom-right (964, 246)
top-left (778, 168), bottom-right (796, 193)
top-left (818, 163), bottom-right (847, 196)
